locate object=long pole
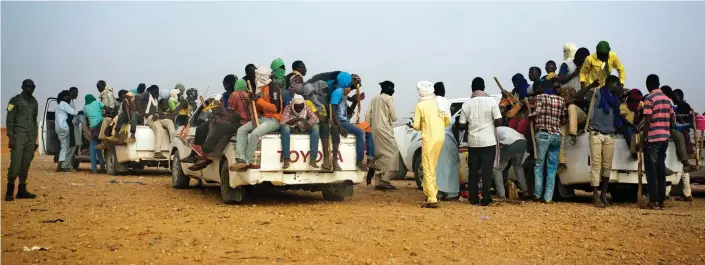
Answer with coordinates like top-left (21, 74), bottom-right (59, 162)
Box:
top-left (247, 80), bottom-right (260, 127)
top-left (526, 99), bottom-right (537, 159)
top-left (692, 109), bottom-right (701, 170)
top-left (637, 134), bottom-right (644, 204)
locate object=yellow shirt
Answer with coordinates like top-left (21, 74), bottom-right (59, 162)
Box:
top-left (579, 51), bottom-right (626, 87)
top-left (412, 99), bottom-right (451, 143)
top-left (304, 100), bottom-right (326, 116)
top-left (619, 103), bottom-right (635, 123)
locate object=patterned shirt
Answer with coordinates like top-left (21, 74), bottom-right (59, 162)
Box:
top-left (643, 89), bottom-right (674, 142)
top-left (530, 94), bottom-right (567, 135)
top-left (227, 91), bottom-right (251, 125)
top-left (280, 104), bottom-right (319, 131)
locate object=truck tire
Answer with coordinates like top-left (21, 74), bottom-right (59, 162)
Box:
top-left (391, 153), bottom-right (408, 180)
top-left (413, 151), bottom-right (423, 190)
top-left (219, 159), bottom-right (246, 204)
top-left (105, 148), bottom-right (128, 176)
top-left (322, 183), bottom-right (353, 201)
top-left (171, 152), bottom-right (190, 189)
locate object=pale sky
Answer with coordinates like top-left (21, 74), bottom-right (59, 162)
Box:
top-left (2, 1), bottom-right (705, 125)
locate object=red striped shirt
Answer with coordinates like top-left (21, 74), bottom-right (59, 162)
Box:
top-left (643, 89), bottom-right (674, 142)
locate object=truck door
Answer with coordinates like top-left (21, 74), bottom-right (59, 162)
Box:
top-left (40, 98), bottom-right (61, 156)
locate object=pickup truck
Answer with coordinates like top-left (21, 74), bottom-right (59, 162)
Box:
top-left (103, 124), bottom-right (172, 175)
top-left (394, 96), bottom-right (689, 202)
top-left (169, 94), bottom-right (365, 204)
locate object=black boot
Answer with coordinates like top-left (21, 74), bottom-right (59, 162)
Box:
top-left (600, 177), bottom-right (610, 207)
top-left (16, 184), bottom-right (36, 199)
top-left (4, 183), bottom-right (15, 201)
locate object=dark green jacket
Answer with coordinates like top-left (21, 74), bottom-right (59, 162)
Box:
top-left (6, 93), bottom-right (38, 137)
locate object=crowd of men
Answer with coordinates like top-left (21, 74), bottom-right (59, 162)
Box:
top-left (4, 41), bottom-right (700, 211)
top-left (411, 41), bottom-right (699, 209)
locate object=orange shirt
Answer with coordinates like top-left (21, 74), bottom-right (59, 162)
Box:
top-left (256, 84), bottom-right (283, 120)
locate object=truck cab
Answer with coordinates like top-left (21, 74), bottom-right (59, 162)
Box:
top-left (170, 94), bottom-right (365, 204)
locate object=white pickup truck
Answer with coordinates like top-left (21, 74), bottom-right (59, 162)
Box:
top-left (394, 96), bottom-right (687, 202)
top-left (169, 95), bottom-right (365, 204)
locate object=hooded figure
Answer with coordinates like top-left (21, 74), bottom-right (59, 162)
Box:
top-left (365, 80), bottom-right (398, 190)
top-left (563, 42), bottom-right (578, 61)
top-left (512, 74), bottom-right (531, 100)
top-left (270, 58), bottom-right (286, 92)
top-left (411, 81), bottom-right (451, 208)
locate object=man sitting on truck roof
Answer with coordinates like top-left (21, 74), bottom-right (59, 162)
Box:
top-left (230, 66), bottom-right (283, 171)
top-left (280, 94), bottom-right (320, 169)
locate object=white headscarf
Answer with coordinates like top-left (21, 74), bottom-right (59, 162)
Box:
top-left (418, 81), bottom-right (445, 118)
top-left (255, 67), bottom-right (272, 94)
top-left (563, 42), bottom-right (577, 60)
top-left (292, 94), bottom-right (305, 105)
top-left (417, 81), bottom-right (435, 101)
top-left (169, 89), bottom-right (180, 102)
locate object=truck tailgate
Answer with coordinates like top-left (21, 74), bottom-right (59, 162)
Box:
top-left (260, 134), bottom-right (358, 172)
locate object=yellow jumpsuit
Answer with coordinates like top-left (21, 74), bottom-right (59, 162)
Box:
top-left (413, 99), bottom-right (451, 203)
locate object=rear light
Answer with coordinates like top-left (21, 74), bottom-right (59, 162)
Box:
top-left (250, 140), bottom-right (261, 169)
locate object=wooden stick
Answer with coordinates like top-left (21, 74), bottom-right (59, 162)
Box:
top-left (583, 86), bottom-right (599, 132)
top-left (247, 80), bottom-right (260, 127)
top-left (692, 109), bottom-right (700, 169)
top-left (636, 134), bottom-right (644, 204)
top-left (355, 84), bottom-right (361, 124)
top-left (526, 100), bottom-right (538, 159)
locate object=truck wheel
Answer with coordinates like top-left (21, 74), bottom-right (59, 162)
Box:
top-left (220, 159), bottom-right (246, 204)
top-left (413, 152), bottom-right (423, 190)
top-left (105, 148), bottom-right (128, 176)
top-left (392, 153), bottom-right (408, 180)
top-left (611, 186), bottom-right (638, 203)
top-left (322, 183), bottom-right (353, 201)
top-left (171, 152), bottom-right (190, 189)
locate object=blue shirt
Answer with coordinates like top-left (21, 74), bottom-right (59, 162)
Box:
top-left (330, 88), bottom-right (349, 122)
top-left (56, 101), bottom-right (77, 130)
top-left (83, 101), bottom-right (104, 128)
top-left (559, 63), bottom-right (570, 76)
top-left (222, 91), bottom-right (231, 107)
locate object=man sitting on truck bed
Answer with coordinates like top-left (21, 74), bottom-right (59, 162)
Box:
top-left (331, 72), bottom-right (369, 171)
top-left (108, 91), bottom-right (138, 143)
top-left (189, 75), bottom-right (245, 170)
top-left (280, 94), bottom-right (320, 169)
top-left (230, 66), bottom-right (283, 171)
top-left (137, 85), bottom-right (175, 159)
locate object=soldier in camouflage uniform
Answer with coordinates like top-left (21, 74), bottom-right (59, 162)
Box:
top-left (5, 79), bottom-right (39, 201)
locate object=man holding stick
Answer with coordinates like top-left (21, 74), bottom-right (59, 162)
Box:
top-left (230, 66), bottom-right (282, 170)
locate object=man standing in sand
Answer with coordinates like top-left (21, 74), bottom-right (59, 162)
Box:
top-left (5, 79), bottom-right (39, 201)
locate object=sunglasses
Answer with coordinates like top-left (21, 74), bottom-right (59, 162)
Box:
top-left (24, 85), bottom-right (36, 89)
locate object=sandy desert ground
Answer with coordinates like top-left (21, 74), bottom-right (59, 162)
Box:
top-left (1, 150), bottom-right (705, 264)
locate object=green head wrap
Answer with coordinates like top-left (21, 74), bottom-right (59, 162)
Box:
top-left (85, 94), bottom-right (97, 104)
top-left (270, 58), bottom-right (285, 79)
top-left (596, 41), bottom-right (611, 55)
top-left (234, 79), bottom-right (247, 92)
top-left (270, 58), bottom-right (286, 89)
